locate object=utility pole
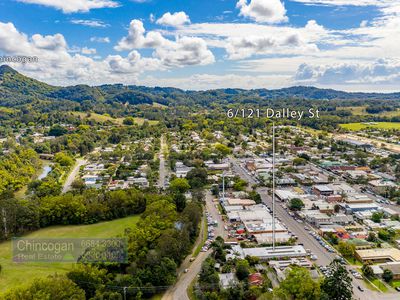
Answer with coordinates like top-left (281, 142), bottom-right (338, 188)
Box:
top-left (222, 171), bottom-right (225, 202)
top-left (272, 122), bottom-right (276, 251)
top-left (123, 286), bottom-right (127, 300)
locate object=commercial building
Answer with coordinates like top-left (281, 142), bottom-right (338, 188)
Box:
top-left (345, 203), bottom-right (380, 213)
top-left (313, 185), bottom-right (334, 196)
top-left (355, 248), bottom-right (400, 263)
top-left (233, 245), bottom-right (307, 261)
top-left (374, 262), bottom-right (400, 280)
top-left (368, 180), bottom-right (398, 194)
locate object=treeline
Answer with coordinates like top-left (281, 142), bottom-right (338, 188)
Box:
top-left (0, 188), bottom-right (150, 240)
top-left (3, 195), bottom-right (203, 299)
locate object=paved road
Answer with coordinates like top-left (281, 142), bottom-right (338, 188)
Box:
top-left (62, 158), bottom-right (87, 193)
top-left (158, 135), bottom-right (167, 189)
top-left (230, 157), bottom-right (258, 186)
top-left (162, 192), bottom-right (221, 300)
top-left (257, 187), bottom-right (336, 266)
top-left (230, 157), bottom-right (400, 299)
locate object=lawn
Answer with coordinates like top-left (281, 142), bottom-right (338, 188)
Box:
top-left (339, 122), bottom-right (400, 131)
top-left (390, 280), bottom-right (400, 288)
top-left (71, 112), bottom-right (159, 126)
top-left (0, 215), bottom-right (140, 293)
top-left (193, 215), bottom-right (208, 257)
top-left (337, 106), bottom-right (400, 118)
top-left (370, 278), bottom-right (389, 292)
top-left (336, 106), bottom-right (368, 115)
top-left (152, 102), bottom-right (168, 109)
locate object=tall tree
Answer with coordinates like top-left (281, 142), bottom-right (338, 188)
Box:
top-left (321, 260), bottom-right (352, 300)
top-left (274, 266), bottom-right (321, 300)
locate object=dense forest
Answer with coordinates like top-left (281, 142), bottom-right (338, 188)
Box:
top-left (2, 64), bottom-right (400, 113)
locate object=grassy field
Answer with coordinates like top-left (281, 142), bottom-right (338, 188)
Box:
top-left (339, 122), bottom-right (400, 131)
top-left (0, 106), bottom-right (18, 114)
top-left (0, 215), bottom-right (140, 293)
top-left (152, 102), bottom-right (168, 109)
top-left (71, 112), bottom-right (159, 126)
top-left (337, 106), bottom-right (400, 117)
top-left (337, 106), bottom-right (368, 115)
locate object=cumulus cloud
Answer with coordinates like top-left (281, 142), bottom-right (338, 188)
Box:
top-left (295, 59), bottom-right (400, 85)
top-left (81, 47), bottom-right (97, 55)
top-left (17, 0), bottom-right (119, 13)
top-left (236, 0), bottom-right (288, 23)
top-left (0, 21), bottom-right (214, 86)
top-left (156, 11), bottom-right (190, 27)
top-left (115, 19), bottom-right (214, 67)
top-left (174, 20), bottom-right (325, 60)
top-left (141, 73), bottom-right (292, 90)
top-left (71, 19), bottom-right (109, 28)
top-left (225, 32), bottom-right (319, 59)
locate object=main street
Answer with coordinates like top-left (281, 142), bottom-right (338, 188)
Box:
top-left (230, 157), bottom-right (400, 300)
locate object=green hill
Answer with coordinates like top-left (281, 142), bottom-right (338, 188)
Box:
top-left (1, 64), bottom-right (400, 113)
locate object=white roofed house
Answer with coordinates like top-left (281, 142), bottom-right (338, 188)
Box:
top-left (175, 161), bottom-right (193, 178)
top-left (127, 176), bottom-right (149, 188)
top-left (205, 160), bottom-right (230, 171)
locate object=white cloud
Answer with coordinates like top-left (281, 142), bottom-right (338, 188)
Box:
top-left (71, 19), bottom-right (109, 28)
top-left (149, 13), bottom-right (155, 23)
top-left (0, 21), bottom-right (214, 86)
top-left (291, 0), bottom-right (396, 6)
top-left (156, 12), bottom-right (191, 27)
top-left (90, 36), bottom-right (111, 43)
top-left (141, 73), bottom-right (292, 90)
top-left (225, 32), bottom-right (319, 60)
top-left (0, 21), bottom-right (156, 85)
top-left (17, 0), bottom-right (119, 13)
top-left (106, 51), bottom-right (161, 74)
top-left (154, 36), bottom-right (215, 67)
top-left (81, 47), bottom-right (97, 55)
top-left (295, 58), bottom-right (400, 85)
top-left (236, 0), bottom-right (288, 23)
top-left (173, 20), bottom-right (327, 60)
top-left (115, 20), bottom-right (214, 67)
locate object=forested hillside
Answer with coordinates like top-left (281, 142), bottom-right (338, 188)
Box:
top-left (2, 65), bottom-right (400, 114)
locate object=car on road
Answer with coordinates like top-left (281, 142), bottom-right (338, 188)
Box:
top-left (395, 287), bottom-right (400, 292)
top-left (184, 269), bottom-right (189, 273)
top-left (357, 286), bottom-right (364, 292)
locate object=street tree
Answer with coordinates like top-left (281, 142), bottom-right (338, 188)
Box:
top-left (382, 269), bottom-right (393, 283)
top-left (289, 198), bottom-right (304, 211)
top-left (321, 260), bottom-right (352, 300)
top-left (274, 266), bottom-right (321, 300)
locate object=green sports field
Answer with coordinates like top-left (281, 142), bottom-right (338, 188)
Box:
top-left (0, 215), bottom-right (140, 293)
top-left (339, 122), bottom-right (400, 131)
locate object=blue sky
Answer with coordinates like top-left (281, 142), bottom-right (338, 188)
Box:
top-left (0, 0), bottom-right (399, 91)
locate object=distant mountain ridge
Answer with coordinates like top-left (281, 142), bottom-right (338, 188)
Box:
top-left (1, 65), bottom-right (400, 109)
